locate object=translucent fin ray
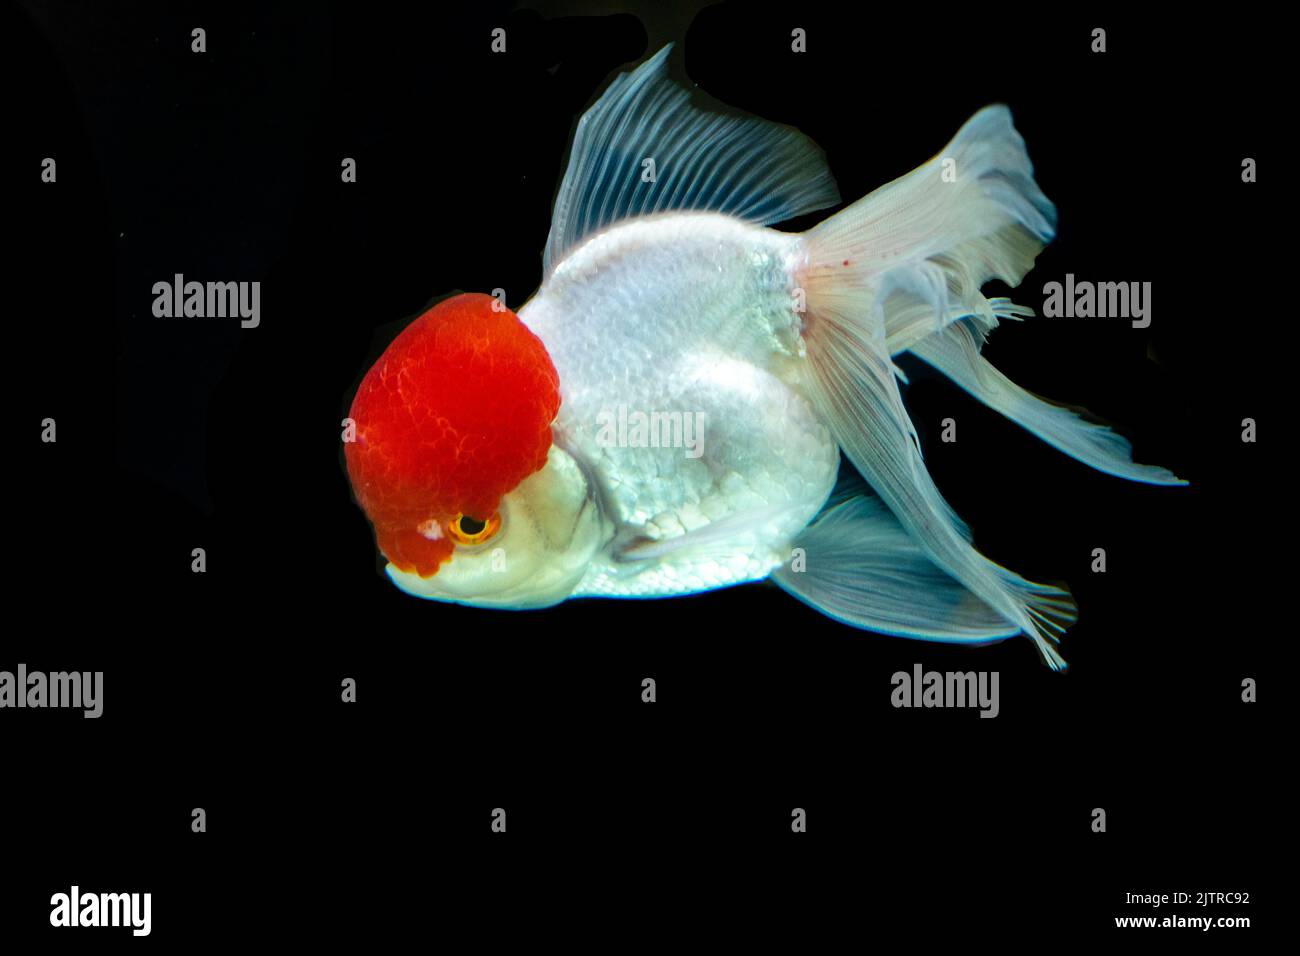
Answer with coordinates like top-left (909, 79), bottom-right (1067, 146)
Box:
top-left (773, 489), bottom-right (1020, 642)
top-left (543, 44), bottom-right (841, 274)
top-left (792, 106), bottom-right (1077, 669)
top-left (911, 318), bottom-right (1187, 485)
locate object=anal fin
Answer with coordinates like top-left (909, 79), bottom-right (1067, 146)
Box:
top-left (773, 488), bottom-right (1020, 642)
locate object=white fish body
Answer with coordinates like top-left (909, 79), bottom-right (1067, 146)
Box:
top-left (353, 45), bottom-right (1184, 670)
top-left (520, 213), bottom-right (832, 598)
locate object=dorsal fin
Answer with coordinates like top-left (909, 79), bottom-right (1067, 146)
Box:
top-left (543, 44), bottom-right (841, 274)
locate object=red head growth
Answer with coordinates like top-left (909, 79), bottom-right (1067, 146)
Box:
top-left (344, 293), bottom-right (560, 577)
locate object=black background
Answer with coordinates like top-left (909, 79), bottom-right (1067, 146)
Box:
top-left (4, 0), bottom-right (1280, 945)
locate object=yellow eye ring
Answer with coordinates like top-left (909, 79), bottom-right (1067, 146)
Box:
top-left (447, 511), bottom-right (501, 546)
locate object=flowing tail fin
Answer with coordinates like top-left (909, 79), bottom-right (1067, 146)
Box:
top-left (791, 105), bottom-right (1076, 668)
top-left (910, 310), bottom-right (1186, 485)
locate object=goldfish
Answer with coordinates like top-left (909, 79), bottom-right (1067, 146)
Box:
top-left (344, 44), bottom-right (1183, 669)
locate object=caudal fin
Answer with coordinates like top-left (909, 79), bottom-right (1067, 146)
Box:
top-left (792, 106), bottom-right (1075, 669)
top-left (910, 310), bottom-right (1187, 485)
top-left (798, 105), bottom-right (1056, 350)
top-left (823, 107), bottom-right (1184, 487)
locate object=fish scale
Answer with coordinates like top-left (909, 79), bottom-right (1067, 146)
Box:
top-left (521, 212), bottom-right (836, 597)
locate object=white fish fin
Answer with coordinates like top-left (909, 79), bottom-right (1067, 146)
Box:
top-left (797, 105), bottom-right (1055, 350)
top-left (791, 105), bottom-right (1075, 669)
top-left (911, 318), bottom-right (1187, 486)
top-left (794, 305), bottom-right (1074, 669)
top-left (829, 459), bottom-right (973, 543)
top-left (773, 491), bottom-right (1020, 642)
top-left (543, 43), bottom-right (841, 274)
top-left (885, 295), bottom-right (1031, 356)
top-left (613, 498), bottom-right (796, 565)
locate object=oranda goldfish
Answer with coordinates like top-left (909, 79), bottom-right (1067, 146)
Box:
top-left (344, 45), bottom-right (1182, 669)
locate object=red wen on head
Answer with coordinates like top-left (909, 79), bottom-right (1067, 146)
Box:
top-left (344, 293), bottom-right (560, 577)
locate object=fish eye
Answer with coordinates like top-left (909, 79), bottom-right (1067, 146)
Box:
top-left (447, 512), bottom-right (501, 546)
